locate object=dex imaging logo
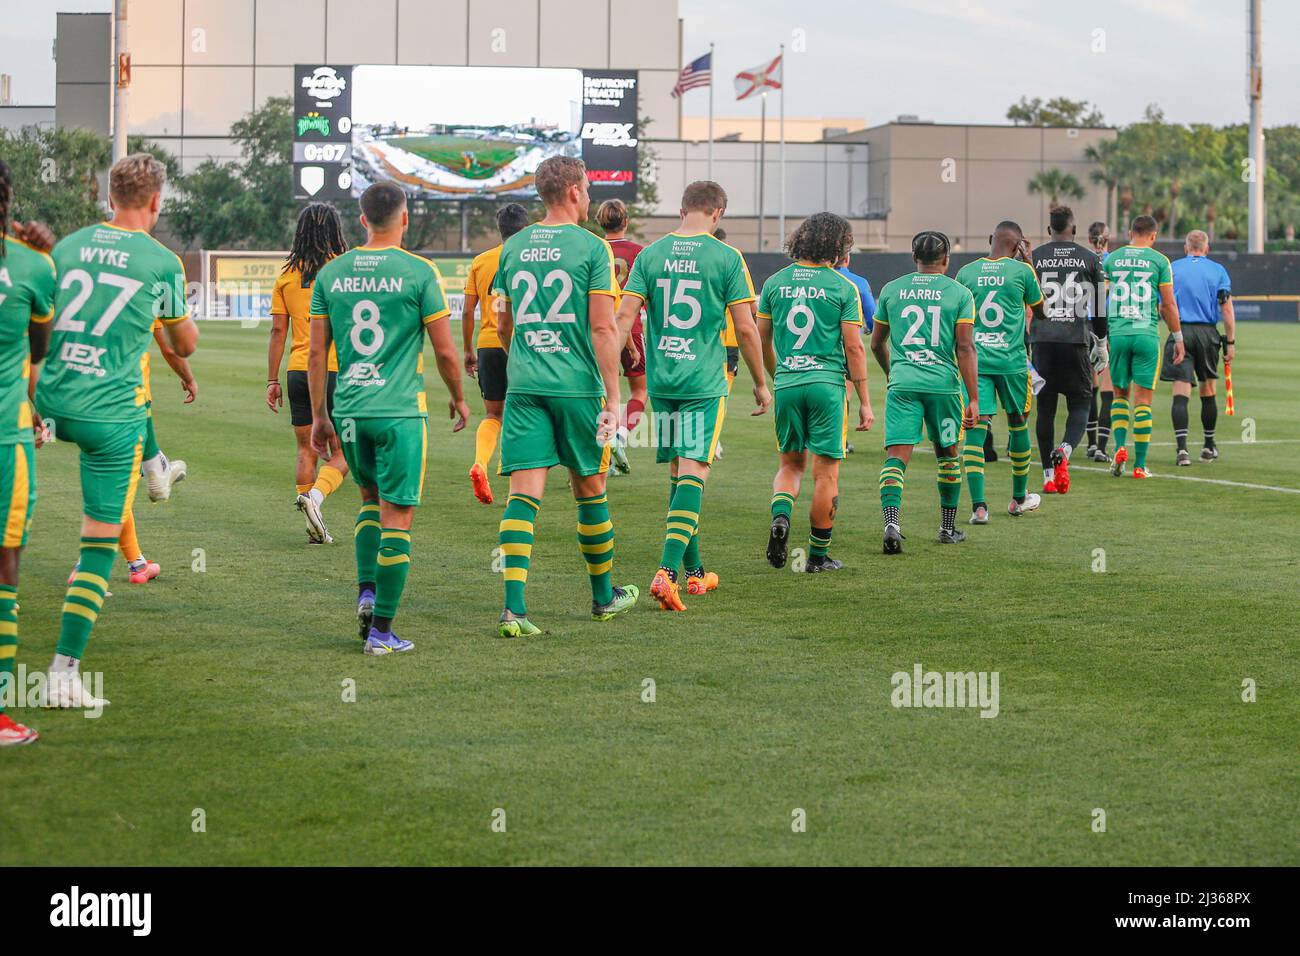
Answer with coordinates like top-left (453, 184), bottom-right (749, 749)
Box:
top-left (657, 335), bottom-right (695, 359)
top-left (302, 66), bottom-right (347, 106)
top-left (343, 362), bottom-right (386, 387)
top-left (59, 341), bottom-right (107, 377)
top-left (524, 329), bottom-right (568, 353)
top-left (580, 122), bottom-right (638, 148)
top-left (50, 886), bottom-right (151, 936)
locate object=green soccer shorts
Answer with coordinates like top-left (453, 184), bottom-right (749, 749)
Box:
top-left (649, 394), bottom-right (727, 465)
top-left (338, 416), bottom-right (427, 506)
top-left (1109, 335), bottom-right (1161, 391)
top-left (962, 371), bottom-right (1032, 418)
top-left (884, 387), bottom-right (964, 449)
top-left (0, 441), bottom-right (37, 548)
top-left (775, 382), bottom-right (848, 459)
top-left (53, 417), bottom-right (145, 524)
top-left (500, 392), bottom-right (610, 476)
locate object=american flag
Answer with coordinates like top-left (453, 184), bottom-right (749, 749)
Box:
top-left (671, 52), bottom-right (712, 98)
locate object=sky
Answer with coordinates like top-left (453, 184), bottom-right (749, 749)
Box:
top-left (2, 0), bottom-right (1297, 129)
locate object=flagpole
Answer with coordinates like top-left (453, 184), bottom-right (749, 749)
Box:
top-left (778, 44), bottom-right (786, 250)
top-left (707, 42), bottom-right (715, 182)
top-left (758, 91), bottom-right (767, 252)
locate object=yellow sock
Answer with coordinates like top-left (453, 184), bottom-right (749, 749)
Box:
top-left (311, 464), bottom-right (344, 499)
top-left (296, 483), bottom-right (312, 495)
top-left (118, 509), bottom-right (142, 563)
top-left (474, 418), bottom-right (502, 470)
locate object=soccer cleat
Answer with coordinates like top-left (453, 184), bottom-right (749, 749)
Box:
top-left (766, 514), bottom-right (790, 569)
top-left (610, 439), bottom-right (631, 476)
top-left (127, 558), bottom-right (161, 584)
top-left (1200, 446), bottom-right (1219, 462)
top-left (363, 627), bottom-right (414, 655)
top-left (0, 714), bottom-right (38, 747)
top-left (44, 669), bottom-right (110, 709)
top-left (296, 493), bottom-right (330, 544)
top-left (469, 463), bottom-right (495, 503)
top-left (1008, 493), bottom-right (1042, 517)
top-left (685, 571), bottom-right (719, 595)
top-left (805, 556), bottom-right (844, 572)
top-left (357, 590), bottom-right (375, 641)
top-left (845, 442), bottom-right (855, 455)
top-left (1109, 445), bottom-right (1128, 477)
top-left (1042, 479), bottom-right (1059, 495)
top-left (713, 441), bottom-right (724, 461)
top-left (1086, 443), bottom-right (1098, 459)
top-left (498, 609), bottom-right (541, 638)
top-left (969, 505), bottom-right (989, 525)
top-left (1132, 466), bottom-right (1153, 480)
top-left (1090, 448), bottom-right (1111, 463)
top-left (937, 528), bottom-right (967, 544)
top-left (592, 584), bottom-right (640, 621)
top-left (147, 456), bottom-right (187, 502)
top-left (1176, 449), bottom-right (1192, 467)
top-left (1051, 447), bottom-right (1071, 494)
top-left (883, 524), bottom-right (904, 555)
top-left (649, 569), bottom-right (686, 611)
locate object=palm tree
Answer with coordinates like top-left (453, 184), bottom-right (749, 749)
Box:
top-left (1027, 168), bottom-right (1086, 207)
top-left (1085, 140), bottom-right (1121, 229)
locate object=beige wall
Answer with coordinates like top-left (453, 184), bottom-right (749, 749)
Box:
top-left (847, 123), bottom-right (1117, 252)
top-left (680, 116), bottom-right (867, 144)
top-left (114, 0), bottom-right (680, 172)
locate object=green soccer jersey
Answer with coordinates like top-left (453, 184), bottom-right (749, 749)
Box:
top-left (0, 236), bottom-right (58, 444)
top-left (874, 272), bottom-right (975, 394)
top-left (954, 256), bottom-right (1041, 375)
top-left (757, 262), bottom-right (862, 390)
top-left (1104, 245), bottom-right (1173, 337)
top-left (623, 231), bottom-right (756, 399)
top-left (36, 222), bottom-right (188, 423)
top-left (309, 245), bottom-right (450, 419)
top-left (492, 222), bottom-right (619, 398)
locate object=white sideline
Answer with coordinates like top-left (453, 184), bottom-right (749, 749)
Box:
top-left (1071, 465), bottom-right (1300, 495)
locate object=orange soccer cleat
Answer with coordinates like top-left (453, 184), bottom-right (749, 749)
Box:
top-left (128, 559), bottom-right (161, 584)
top-left (1132, 466), bottom-right (1152, 480)
top-left (685, 571), bottom-right (719, 595)
top-left (649, 569), bottom-right (687, 611)
top-left (469, 463), bottom-right (494, 505)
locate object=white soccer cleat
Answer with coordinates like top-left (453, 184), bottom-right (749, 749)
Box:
top-left (1007, 493), bottom-right (1042, 517)
top-left (44, 669), bottom-right (110, 709)
top-left (297, 493), bottom-right (331, 544)
top-left (146, 455), bottom-right (187, 502)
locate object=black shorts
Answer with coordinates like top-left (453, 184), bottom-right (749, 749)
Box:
top-left (1031, 342), bottom-right (1092, 404)
top-left (1161, 323), bottom-right (1221, 384)
top-left (287, 369), bottom-right (336, 427)
top-left (477, 346), bottom-right (508, 403)
top-left (726, 346), bottom-right (739, 378)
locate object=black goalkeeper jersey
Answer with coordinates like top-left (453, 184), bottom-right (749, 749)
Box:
top-left (1031, 241), bottom-right (1106, 345)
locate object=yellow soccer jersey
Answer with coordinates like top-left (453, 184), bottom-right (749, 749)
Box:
top-left (272, 267), bottom-right (338, 372)
top-left (467, 245), bottom-right (503, 350)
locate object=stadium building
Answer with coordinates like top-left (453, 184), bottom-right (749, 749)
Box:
top-left (48, 1), bottom-right (1112, 252)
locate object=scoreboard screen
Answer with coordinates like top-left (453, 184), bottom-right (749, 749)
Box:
top-left (292, 64), bottom-right (638, 204)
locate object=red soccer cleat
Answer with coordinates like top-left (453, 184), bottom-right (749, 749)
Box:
top-left (1132, 466), bottom-right (1152, 480)
top-left (0, 714), bottom-right (39, 747)
top-left (1052, 449), bottom-right (1071, 494)
top-left (469, 463), bottom-right (494, 505)
top-left (128, 559), bottom-right (161, 584)
top-left (1043, 479), bottom-right (1059, 494)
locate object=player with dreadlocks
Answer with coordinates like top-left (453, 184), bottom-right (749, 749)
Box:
top-left (870, 231), bottom-right (979, 552)
top-left (0, 159), bottom-right (57, 743)
top-left (268, 202), bottom-right (351, 543)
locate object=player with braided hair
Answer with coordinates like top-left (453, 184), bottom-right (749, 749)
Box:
top-left (870, 231), bottom-right (979, 552)
top-left (268, 202), bottom-right (351, 543)
top-left (0, 159), bottom-right (57, 743)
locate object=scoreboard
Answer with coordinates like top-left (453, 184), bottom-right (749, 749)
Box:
top-left (293, 65), bottom-right (355, 202)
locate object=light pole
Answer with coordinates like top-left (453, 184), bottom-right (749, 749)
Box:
top-left (1247, 0), bottom-right (1265, 253)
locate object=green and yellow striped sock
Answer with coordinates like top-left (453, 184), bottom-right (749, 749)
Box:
top-left (55, 536), bottom-right (117, 660)
top-left (576, 492), bottom-right (614, 606)
top-left (879, 456), bottom-right (906, 516)
top-left (354, 503), bottom-right (381, 591)
top-left (936, 456), bottom-right (963, 509)
top-left (1008, 421), bottom-right (1032, 501)
top-left (671, 476), bottom-right (704, 573)
top-left (0, 584), bottom-right (17, 715)
top-left (770, 491), bottom-right (795, 521)
top-left (962, 421), bottom-right (988, 508)
top-left (373, 529), bottom-right (412, 625)
top-left (809, 526), bottom-right (832, 559)
top-left (660, 473), bottom-right (703, 577)
top-left (1133, 404), bottom-right (1153, 468)
top-left (1111, 397), bottom-right (1131, 453)
top-left (499, 494), bottom-right (539, 616)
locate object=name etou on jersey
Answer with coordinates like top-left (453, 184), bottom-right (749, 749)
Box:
top-left (342, 361), bottom-right (386, 387)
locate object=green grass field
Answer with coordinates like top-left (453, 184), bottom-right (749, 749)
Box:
top-left (390, 135), bottom-right (523, 179)
top-left (3, 321), bottom-right (1297, 866)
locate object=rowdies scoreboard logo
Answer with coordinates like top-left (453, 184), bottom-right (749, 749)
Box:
top-left (293, 64), bottom-right (355, 202)
top-left (580, 70), bottom-right (639, 202)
